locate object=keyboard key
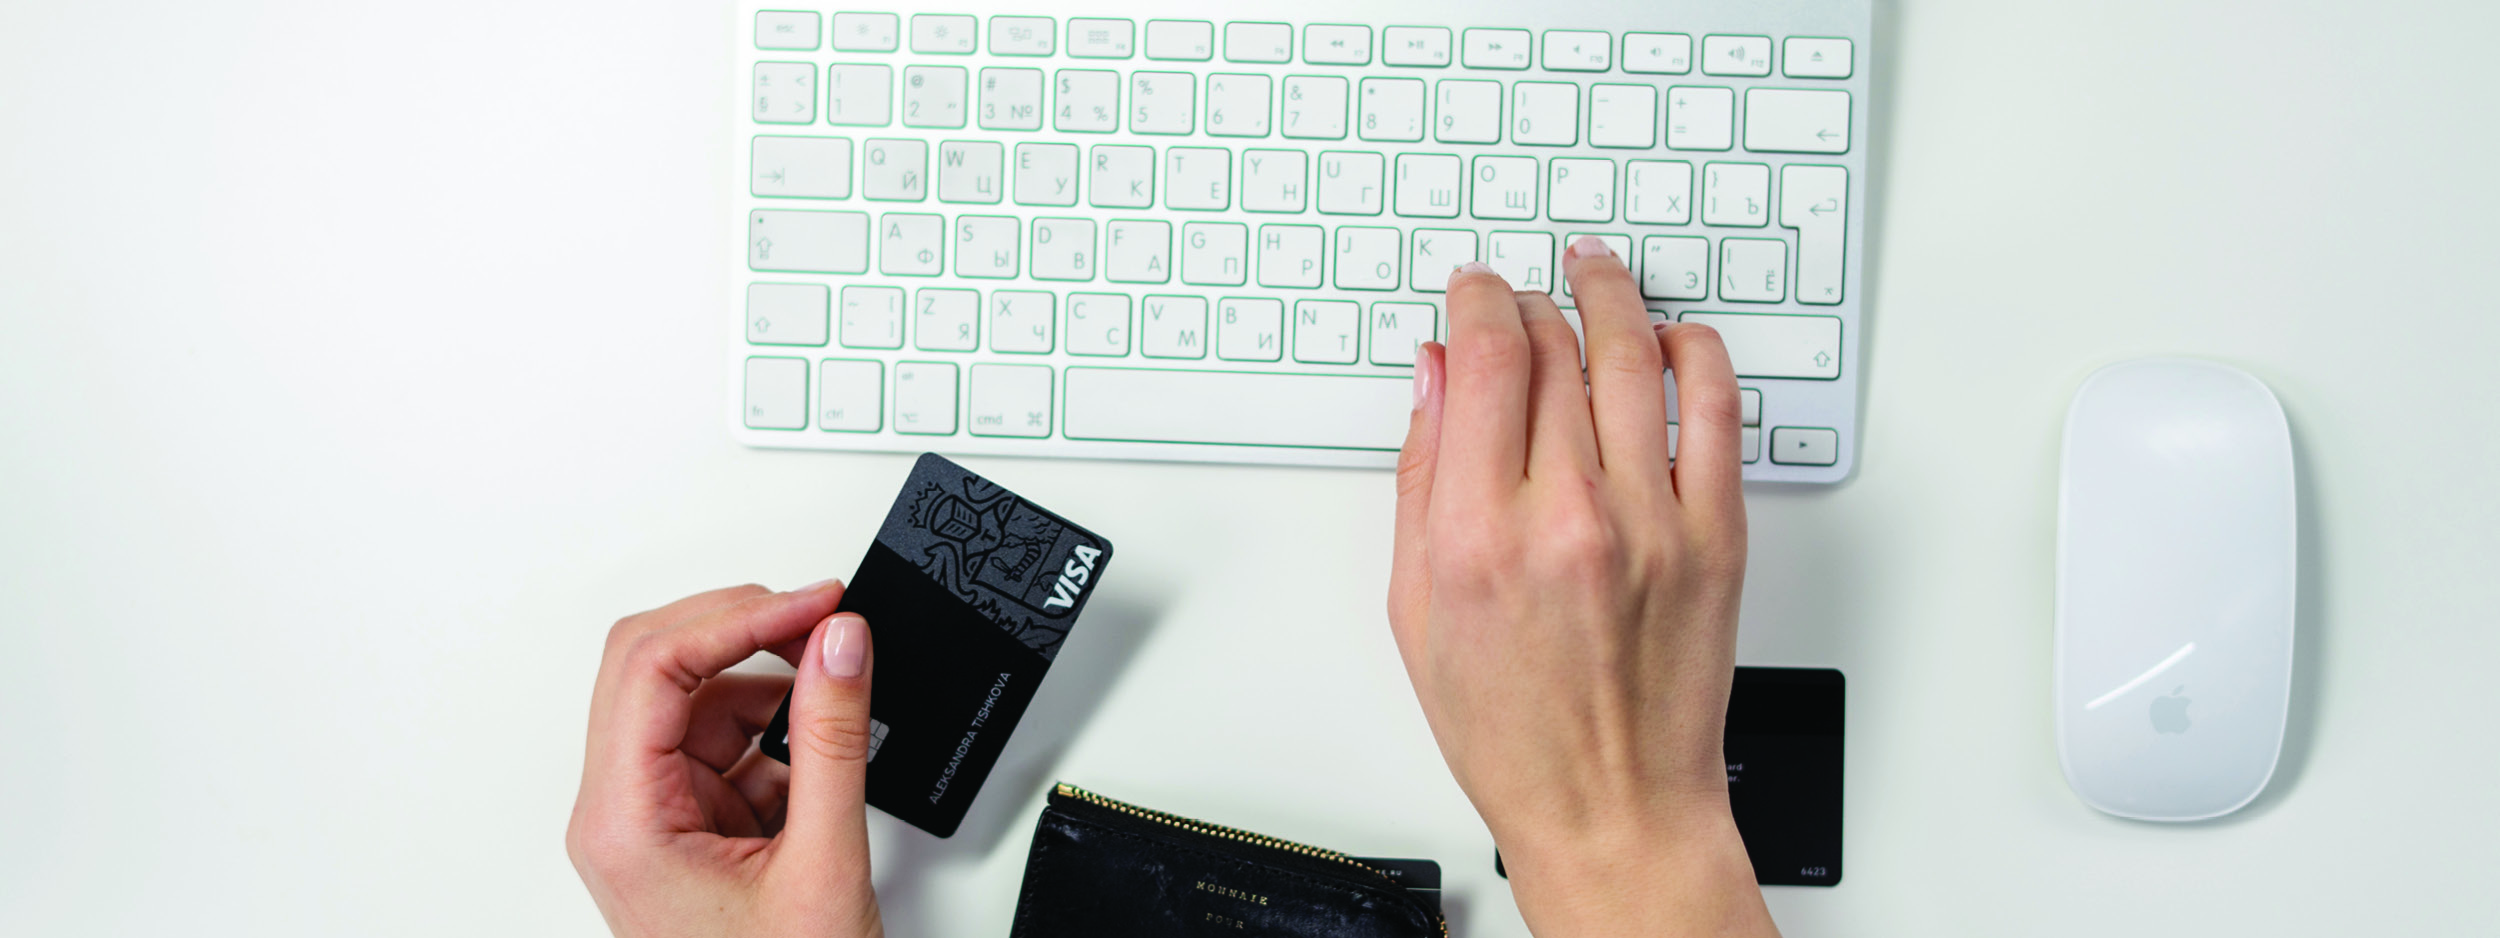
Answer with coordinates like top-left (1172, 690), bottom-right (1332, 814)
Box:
top-left (1130, 72), bottom-right (1196, 134)
top-left (1702, 162), bottom-right (1770, 227)
top-left (817, 359), bottom-right (883, 432)
top-left (1624, 160), bottom-right (1692, 223)
top-left (1317, 151), bottom-right (1384, 215)
top-left (860, 138), bottom-right (926, 200)
top-left (1029, 217), bottom-right (1095, 281)
top-left (1106, 220), bottom-right (1171, 282)
top-left (1146, 19), bottom-right (1214, 61)
top-left (1226, 22), bottom-right (1293, 63)
top-left (755, 11), bottom-right (820, 50)
top-left (1240, 149), bottom-right (1307, 212)
top-left (1051, 69), bottom-right (1119, 132)
top-left (1218, 298), bottom-right (1286, 360)
top-left (749, 209), bottom-right (868, 273)
top-left (1783, 37), bottom-right (1853, 78)
top-left (914, 288), bottom-right (979, 351)
top-left (1779, 164), bottom-right (1848, 305)
top-left (1679, 312), bottom-right (1840, 379)
top-left (827, 64), bottom-right (892, 125)
top-left (1744, 88), bottom-right (1851, 153)
top-left (977, 67), bottom-right (1044, 130)
top-left (1410, 228), bottom-right (1478, 290)
top-left (1141, 295), bottom-right (1209, 358)
top-left (989, 291), bottom-right (1054, 352)
top-left (1471, 155), bottom-right (1537, 219)
top-left (1068, 18), bottom-right (1136, 58)
top-left (936, 140), bottom-right (1002, 203)
top-left (1717, 237), bottom-right (1787, 302)
top-left (751, 135), bottom-right (852, 199)
top-left (1640, 235), bottom-right (1707, 299)
top-left (1293, 300), bottom-right (1361, 363)
top-left (1181, 222), bottom-right (1249, 285)
top-left (1666, 86), bottom-right (1733, 150)
top-left (1383, 26), bottom-right (1452, 67)
top-left (1088, 144), bottom-right (1154, 208)
top-left (968, 363), bottom-right (1054, 437)
top-left (955, 215), bottom-right (1021, 277)
top-left (910, 14), bottom-right (977, 54)
top-left (893, 362), bottom-right (958, 434)
top-left (1511, 82), bottom-right (1578, 145)
top-left (752, 62), bottom-right (815, 124)
top-left (1012, 142), bottom-right (1078, 205)
top-left (1359, 78), bottom-right (1426, 141)
top-left (1740, 388), bottom-right (1762, 425)
top-left (1334, 226), bottom-right (1401, 290)
top-left (1541, 30), bottom-right (1610, 71)
top-left (1461, 28), bottom-right (1532, 69)
top-left (1393, 153), bottom-right (1462, 218)
top-left (743, 357), bottom-right (809, 429)
top-left (877, 212), bottom-right (944, 275)
top-left (1206, 73), bottom-right (1273, 137)
top-left (1556, 233), bottom-right (1631, 297)
top-left (1741, 426), bottom-right (1760, 463)
top-left (1434, 80), bottom-right (1502, 143)
top-left (1548, 158), bottom-right (1615, 222)
top-left (1701, 35), bottom-right (1771, 75)
top-left (1067, 293), bottom-right (1132, 356)
top-left (1063, 368), bottom-right (1409, 449)
top-left (989, 16), bottom-right (1055, 56)
top-left (1304, 25), bottom-right (1372, 65)
top-left (1624, 32), bottom-right (1692, 73)
top-left (1770, 427), bottom-right (1839, 465)
top-left (832, 12), bottom-right (899, 52)
top-left (1166, 147), bottom-right (1231, 209)
top-left (1282, 76), bottom-right (1348, 139)
top-left (747, 282), bottom-right (829, 346)
top-left (1257, 225), bottom-right (1324, 287)
top-left (1488, 231), bottom-right (1556, 293)
top-left (840, 286), bottom-right (904, 348)
top-left (1369, 302), bottom-right (1438, 364)
top-left (1589, 83), bottom-right (1657, 148)
top-left (901, 66), bottom-right (967, 128)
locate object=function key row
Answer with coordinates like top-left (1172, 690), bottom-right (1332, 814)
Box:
top-left (755, 12), bottom-right (1850, 78)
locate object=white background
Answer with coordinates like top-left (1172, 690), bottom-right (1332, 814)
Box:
top-left (4, 1), bottom-right (2498, 935)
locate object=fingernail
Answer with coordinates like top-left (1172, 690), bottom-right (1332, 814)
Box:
top-left (1411, 349), bottom-right (1436, 410)
top-left (1653, 321), bottom-right (1672, 335)
top-left (1566, 235), bottom-right (1614, 260)
top-left (1456, 261), bottom-right (1493, 275)
top-left (821, 614), bottom-right (866, 678)
top-left (799, 577), bottom-right (843, 593)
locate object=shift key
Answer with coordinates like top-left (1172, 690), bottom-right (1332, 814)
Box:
top-left (1678, 312), bottom-right (1841, 379)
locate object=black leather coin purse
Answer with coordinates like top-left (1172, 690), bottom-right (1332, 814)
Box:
top-left (1011, 783), bottom-right (1446, 938)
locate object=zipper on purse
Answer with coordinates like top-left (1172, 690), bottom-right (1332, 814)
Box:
top-left (1052, 783), bottom-right (1449, 938)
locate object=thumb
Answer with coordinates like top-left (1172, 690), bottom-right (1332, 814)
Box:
top-left (776, 611), bottom-right (878, 889)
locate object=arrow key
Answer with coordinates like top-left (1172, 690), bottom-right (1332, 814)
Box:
top-left (1769, 426), bottom-right (1839, 466)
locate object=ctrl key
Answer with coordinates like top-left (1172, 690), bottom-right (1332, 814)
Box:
top-left (1769, 426), bottom-right (1839, 466)
top-left (744, 356), bottom-right (810, 430)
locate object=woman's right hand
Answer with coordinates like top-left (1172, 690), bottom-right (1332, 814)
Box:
top-left (1388, 238), bottom-right (1777, 937)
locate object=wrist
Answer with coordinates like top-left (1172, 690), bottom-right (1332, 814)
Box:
top-left (1498, 800), bottom-right (1776, 938)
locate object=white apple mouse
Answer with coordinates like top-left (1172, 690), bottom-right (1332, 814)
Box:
top-left (2055, 358), bottom-right (2297, 821)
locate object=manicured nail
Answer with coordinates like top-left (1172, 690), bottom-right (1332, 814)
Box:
top-left (799, 577), bottom-right (843, 593)
top-left (1455, 261), bottom-right (1493, 275)
top-left (1566, 235), bottom-right (1614, 260)
top-left (821, 614), bottom-right (866, 678)
top-left (1653, 321), bottom-right (1672, 334)
top-left (1411, 349), bottom-right (1436, 410)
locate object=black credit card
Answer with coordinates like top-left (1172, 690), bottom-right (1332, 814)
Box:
top-left (760, 453), bottom-right (1113, 838)
top-left (1496, 666), bottom-right (1844, 886)
top-left (1348, 857), bottom-right (1442, 912)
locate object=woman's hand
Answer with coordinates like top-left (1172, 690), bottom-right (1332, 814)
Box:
top-left (1390, 238), bottom-right (1776, 937)
top-left (566, 580), bottom-right (884, 938)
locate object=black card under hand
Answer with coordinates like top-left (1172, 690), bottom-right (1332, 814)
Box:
top-left (1724, 666), bottom-right (1845, 886)
top-left (760, 453), bottom-right (1113, 837)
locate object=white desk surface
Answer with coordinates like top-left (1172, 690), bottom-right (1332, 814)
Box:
top-left (5, 1), bottom-right (2497, 934)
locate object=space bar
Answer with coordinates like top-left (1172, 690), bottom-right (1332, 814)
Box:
top-left (1063, 367), bottom-right (1411, 451)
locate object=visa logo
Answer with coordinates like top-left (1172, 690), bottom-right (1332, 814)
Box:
top-left (1041, 544), bottom-right (1103, 610)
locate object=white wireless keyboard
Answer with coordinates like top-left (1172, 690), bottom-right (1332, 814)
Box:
top-left (732, 0), bottom-right (1870, 481)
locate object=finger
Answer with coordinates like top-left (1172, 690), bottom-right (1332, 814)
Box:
top-left (1513, 290), bottom-right (1599, 476)
top-left (1388, 341), bottom-right (1447, 660)
top-left (1563, 236), bottom-right (1671, 477)
top-left (1659, 322), bottom-right (1746, 528)
top-left (684, 673), bottom-right (796, 772)
top-left (725, 748), bottom-right (794, 834)
top-left (1438, 262), bottom-right (1532, 490)
top-left (774, 612), bottom-right (878, 897)
top-left (614, 583), bottom-right (774, 638)
top-left (595, 581), bottom-right (846, 773)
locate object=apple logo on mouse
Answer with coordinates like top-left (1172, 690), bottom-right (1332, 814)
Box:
top-left (2150, 686), bottom-right (2192, 735)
